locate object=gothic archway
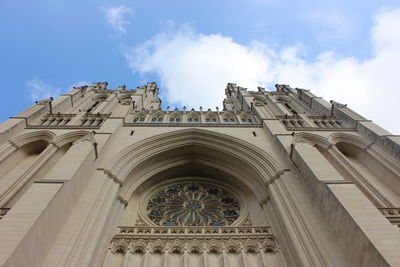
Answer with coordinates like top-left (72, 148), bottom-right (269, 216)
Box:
top-left (99, 128), bottom-right (290, 267)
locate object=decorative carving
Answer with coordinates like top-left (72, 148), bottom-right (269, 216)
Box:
top-left (123, 122), bottom-right (263, 128)
top-left (111, 226), bottom-right (279, 254)
top-left (110, 238), bottom-right (128, 254)
top-left (186, 109), bottom-right (200, 123)
top-left (135, 216), bottom-right (148, 227)
top-left (117, 196), bottom-right (128, 207)
top-left (147, 183), bottom-right (240, 226)
top-left (38, 113), bottom-right (76, 127)
top-left (117, 87), bottom-right (136, 105)
top-left (221, 110), bottom-right (236, 123)
top-left (168, 110), bottom-right (182, 123)
top-left (132, 110), bottom-right (148, 123)
top-left (73, 132), bottom-right (96, 145)
top-left (99, 169), bottom-right (123, 186)
top-left (242, 215), bottom-right (253, 226)
top-left (253, 99), bottom-right (265, 106)
top-left (204, 110), bottom-right (218, 123)
top-left (150, 110), bottom-right (164, 123)
top-left (275, 115), bottom-right (354, 131)
top-left (239, 111), bottom-right (254, 124)
top-left (80, 113), bottom-right (110, 127)
top-left (266, 169), bottom-right (290, 186)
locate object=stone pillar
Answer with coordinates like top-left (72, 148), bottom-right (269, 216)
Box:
top-left (122, 251), bottom-right (132, 267)
top-left (240, 249), bottom-right (248, 267)
top-left (262, 182), bottom-right (315, 266)
top-left (221, 248), bottom-right (228, 267)
top-left (0, 143), bottom-right (58, 207)
top-left (0, 182), bottom-right (63, 266)
top-left (183, 248), bottom-right (189, 267)
top-left (292, 142), bottom-right (400, 266)
top-left (143, 248), bottom-right (150, 267)
top-left (203, 248), bottom-right (208, 267)
top-left (0, 135), bottom-right (98, 267)
top-left (69, 181), bottom-right (125, 266)
top-left (323, 145), bottom-right (393, 207)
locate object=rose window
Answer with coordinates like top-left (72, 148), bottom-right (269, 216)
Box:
top-left (147, 183), bottom-right (240, 226)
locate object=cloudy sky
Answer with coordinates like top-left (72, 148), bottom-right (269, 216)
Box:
top-left (1, 0), bottom-right (399, 133)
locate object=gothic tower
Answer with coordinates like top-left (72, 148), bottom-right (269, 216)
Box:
top-left (0, 82), bottom-right (399, 266)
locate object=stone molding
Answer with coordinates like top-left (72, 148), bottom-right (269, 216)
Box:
top-left (117, 196), bottom-right (128, 207)
top-left (73, 132), bottom-right (96, 145)
top-left (139, 177), bottom-right (249, 228)
top-left (123, 122), bottom-right (263, 128)
top-left (110, 226), bottom-right (279, 254)
top-left (98, 168), bottom-right (123, 186)
top-left (266, 169), bottom-right (290, 186)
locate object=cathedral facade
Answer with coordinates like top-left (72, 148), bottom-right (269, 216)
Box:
top-left (0, 82), bottom-right (399, 267)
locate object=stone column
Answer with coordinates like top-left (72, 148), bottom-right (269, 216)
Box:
top-left (122, 251), bottom-right (132, 267)
top-left (0, 134), bottom-right (100, 267)
top-left (0, 142), bottom-right (59, 207)
top-left (143, 248), bottom-right (150, 267)
top-left (203, 248), bottom-right (208, 267)
top-left (163, 250), bottom-right (169, 267)
top-left (261, 181), bottom-right (317, 267)
top-left (72, 184), bottom-right (125, 266)
top-left (221, 248), bottom-right (228, 267)
top-left (240, 249), bottom-right (248, 267)
top-left (292, 142), bottom-right (400, 266)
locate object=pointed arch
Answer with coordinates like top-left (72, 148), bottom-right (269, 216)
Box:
top-left (106, 128), bottom-right (282, 190)
top-left (11, 130), bottom-right (55, 148)
top-left (53, 130), bottom-right (91, 148)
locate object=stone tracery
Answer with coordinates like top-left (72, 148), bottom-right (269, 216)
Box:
top-left (147, 183), bottom-right (240, 226)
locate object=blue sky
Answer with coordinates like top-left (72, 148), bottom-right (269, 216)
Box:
top-left (1, 0), bottom-right (399, 133)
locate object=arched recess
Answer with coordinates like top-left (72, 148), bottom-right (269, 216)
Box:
top-left (110, 128), bottom-right (283, 227)
top-left (296, 132), bottom-right (400, 208)
top-left (327, 133), bottom-right (400, 207)
top-left (0, 130), bottom-right (90, 209)
top-left (276, 97), bottom-right (299, 115)
top-left (100, 128), bottom-right (293, 267)
top-left (107, 129), bottom-right (281, 184)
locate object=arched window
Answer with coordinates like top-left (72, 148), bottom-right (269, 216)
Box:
top-left (0, 139), bottom-right (73, 210)
top-left (86, 101), bottom-right (100, 113)
top-left (223, 118), bottom-right (235, 123)
top-left (205, 117), bottom-right (217, 123)
top-left (151, 117), bottom-right (163, 123)
top-left (169, 117), bottom-right (181, 123)
top-left (316, 141), bottom-right (400, 208)
top-left (241, 118), bottom-right (252, 124)
top-left (187, 117), bottom-right (199, 123)
top-left (133, 117), bottom-right (145, 123)
top-left (283, 102), bottom-right (298, 115)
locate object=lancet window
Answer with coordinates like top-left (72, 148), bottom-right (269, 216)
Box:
top-left (133, 117), bottom-right (145, 123)
top-left (187, 117), bottom-right (200, 123)
top-left (205, 117), bottom-right (218, 123)
top-left (223, 118), bottom-right (235, 123)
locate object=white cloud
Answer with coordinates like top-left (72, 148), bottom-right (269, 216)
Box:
top-left (125, 9), bottom-right (400, 133)
top-left (27, 79), bottom-right (88, 101)
top-left (104, 5), bottom-right (133, 34)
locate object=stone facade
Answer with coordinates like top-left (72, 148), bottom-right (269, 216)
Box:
top-left (0, 82), bottom-right (399, 266)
